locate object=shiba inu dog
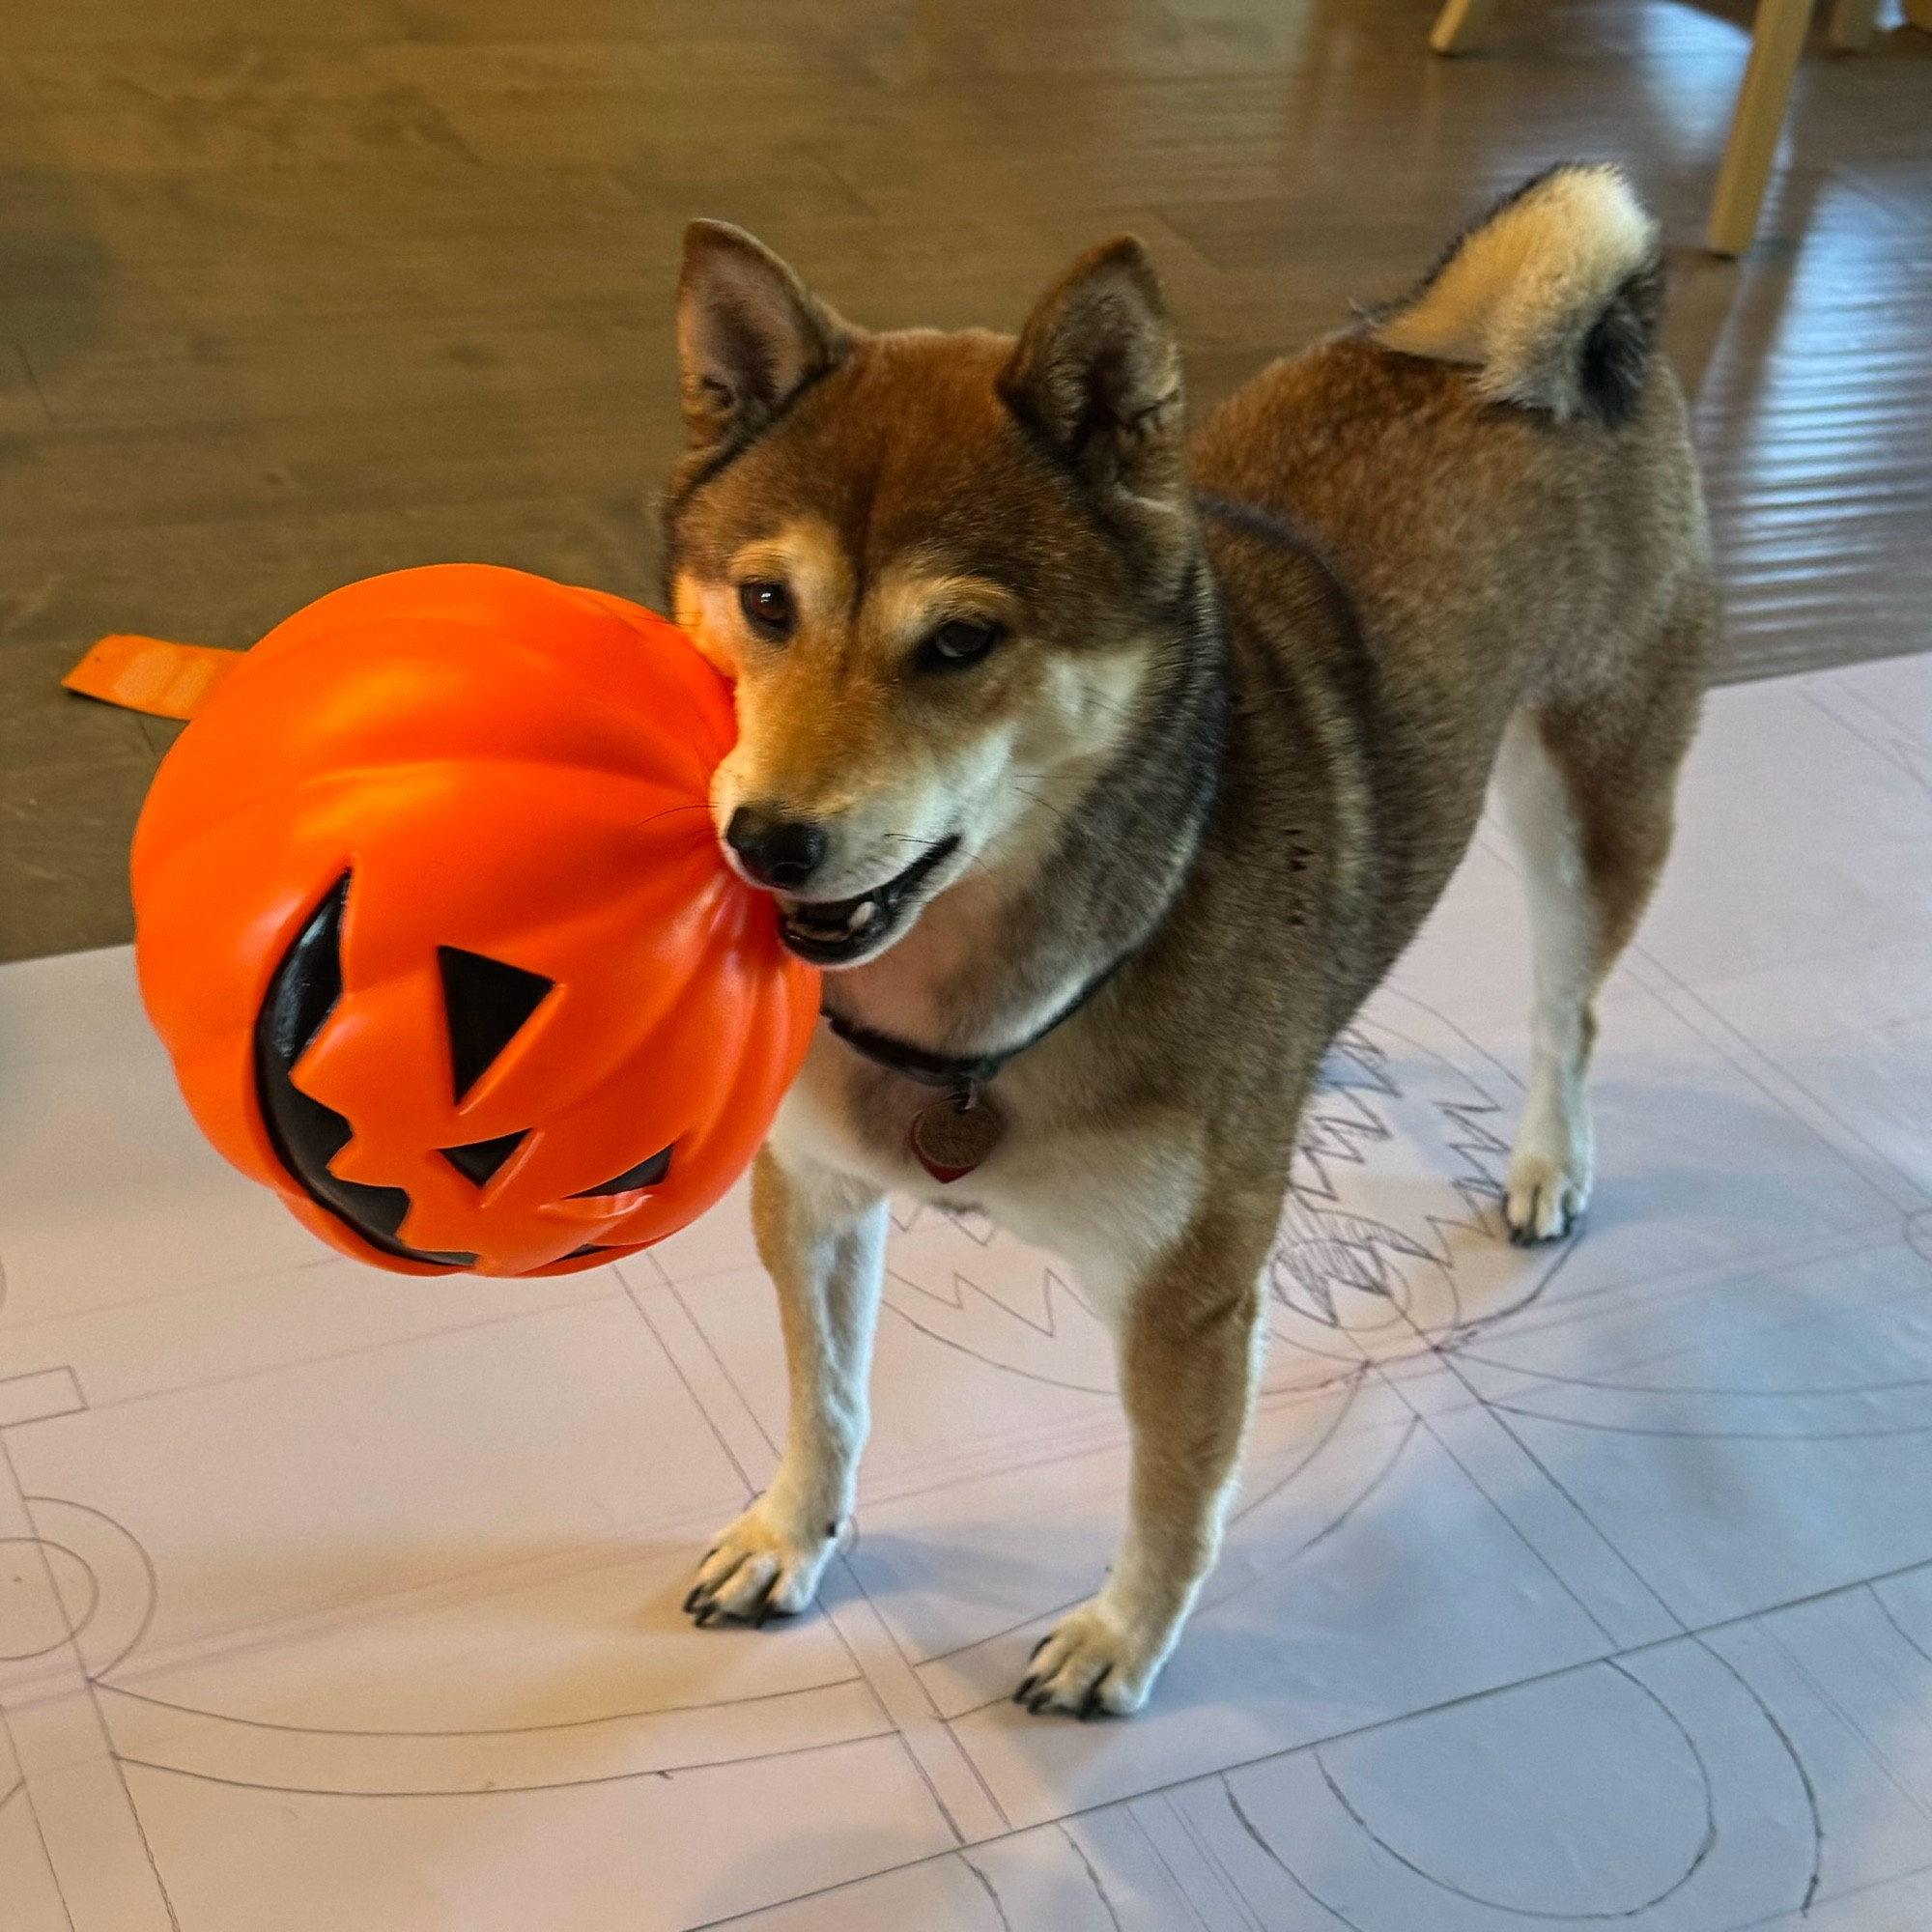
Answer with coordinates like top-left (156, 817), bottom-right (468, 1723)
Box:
top-left (665, 164), bottom-right (1716, 1716)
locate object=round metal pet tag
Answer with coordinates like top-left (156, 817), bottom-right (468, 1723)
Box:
top-left (910, 1091), bottom-right (1004, 1184)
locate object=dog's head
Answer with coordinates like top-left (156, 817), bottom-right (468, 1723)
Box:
top-left (664, 221), bottom-right (1199, 969)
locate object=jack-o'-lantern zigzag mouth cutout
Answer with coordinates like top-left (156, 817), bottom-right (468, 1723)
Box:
top-left (253, 875), bottom-right (688, 1271)
top-left (253, 873), bottom-right (489, 1269)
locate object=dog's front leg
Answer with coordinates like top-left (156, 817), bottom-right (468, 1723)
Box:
top-left (1018, 1206), bottom-right (1273, 1716)
top-left (683, 1145), bottom-right (888, 1626)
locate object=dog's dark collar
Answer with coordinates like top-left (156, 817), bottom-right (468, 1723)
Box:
top-left (822, 945), bottom-right (1138, 1094)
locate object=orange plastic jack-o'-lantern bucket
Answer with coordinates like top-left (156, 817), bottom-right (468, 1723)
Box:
top-left (131, 564), bottom-right (818, 1277)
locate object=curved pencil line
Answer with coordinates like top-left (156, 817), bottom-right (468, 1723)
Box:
top-left (112, 1722), bottom-right (898, 1800)
top-left (1690, 1635), bottom-right (1824, 1915)
top-left (1435, 1212), bottom-right (1586, 1344)
top-left (1868, 1581), bottom-right (1932, 1672)
top-left (958, 1853), bottom-right (1014, 1931)
top-left (1059, 1824), bottom-right (1125, 1930)
top-left (1220, 1778), bottom-right (1367, 1930)
top-left (1368, 985), bottom-right (1531, 1098)
top-left (1311, 1659), bottom-right (1717, 1920)
top-left (0, 1534), bottom-right (99, 1660)
top-left (1449, 1351), bottom-right (1932, 1401)
top-left (98, 1667), bottom-right (867, 1739)
top-left (26, 1494), bottom-right (161, 1683)
top-left (1488, 1403), bottom-right (1932, 1443)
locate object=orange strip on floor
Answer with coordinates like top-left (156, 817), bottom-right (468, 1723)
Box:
top-left (62, 635), bottom-right (244, 723)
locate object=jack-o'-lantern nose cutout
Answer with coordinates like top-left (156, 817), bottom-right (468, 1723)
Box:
top-left (437, 947), bottom-right (554, 1103)
top-left (439, 1130), bottom-right (529, 1187)
top-left (254, 873), bottom-right (481, 1268)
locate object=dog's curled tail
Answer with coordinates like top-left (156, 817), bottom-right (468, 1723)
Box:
top-left (1370, 163), bottom-right (1663, 427)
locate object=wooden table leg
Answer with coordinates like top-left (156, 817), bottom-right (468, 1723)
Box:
top-left (1431, 0), bottom-right (1502, 56)
top-left (1707, 0), bottom-right (1815, 256)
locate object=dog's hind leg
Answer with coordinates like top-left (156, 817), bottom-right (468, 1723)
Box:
top-left (1497, 619), bottom-right (1706, 1241)
top-left (1496, 711), bottom-right (1603, 1243)
top-left (683, 1145), bottom-right (888, 1625)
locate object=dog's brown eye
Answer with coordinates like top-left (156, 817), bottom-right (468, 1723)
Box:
top-left (739, 581), bottom-right (794, 639)
top-left (920, 617), bottom-right (1002, 671)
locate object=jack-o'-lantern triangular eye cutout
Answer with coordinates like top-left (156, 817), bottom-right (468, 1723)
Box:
top-left (440, 1129), bottom-right (529, 1186)
top-left (569, 1144), bottom-right (673, 1198)
top-left (436, 947), bottom-right (554, 1102)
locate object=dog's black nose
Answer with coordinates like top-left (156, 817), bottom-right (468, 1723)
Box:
top-left (725, 807), bottom-right (828, 891)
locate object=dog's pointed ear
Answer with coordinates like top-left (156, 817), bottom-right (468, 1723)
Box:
top-left (677, 221), bottom-right (857, 450)
top-left (1000, 237), bottom-right (1184, 499)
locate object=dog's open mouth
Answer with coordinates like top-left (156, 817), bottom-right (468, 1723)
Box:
top-left (776, 836), bottom-right (960, 967)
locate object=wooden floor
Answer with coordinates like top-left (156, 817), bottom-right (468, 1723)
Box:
top-left (1, 0), bottom-right (1927, 962)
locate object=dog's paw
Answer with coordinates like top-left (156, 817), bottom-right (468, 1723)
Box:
top-left (1012, 1599), bottom-right (1165, 1718)
top-left (1504, 1147), bottom-right (1591, 1245)
top-left (683, 1500), bottom-right (838, 1628)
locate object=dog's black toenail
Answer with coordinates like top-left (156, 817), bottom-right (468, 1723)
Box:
top-left (1078, 1667), bottom-right (1112, 1719)
top-left (1029, 1634), bottom-right (1051, 1662)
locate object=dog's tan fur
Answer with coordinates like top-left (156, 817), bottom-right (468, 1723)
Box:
top-left (666, 166), bottom-right (1716, 1714)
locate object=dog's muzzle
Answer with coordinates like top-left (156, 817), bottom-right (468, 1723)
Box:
top-left (774, 835), bottom-right (959, 967)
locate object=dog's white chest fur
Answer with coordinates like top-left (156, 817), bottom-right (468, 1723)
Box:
top-left (767, 1044), bottom-right (1207, 1323)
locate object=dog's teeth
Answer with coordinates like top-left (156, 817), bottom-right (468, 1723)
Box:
top-left (847, 900), bottom-right (879, 933)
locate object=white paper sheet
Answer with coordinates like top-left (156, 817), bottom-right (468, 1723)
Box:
top-left (3, 657), bottom-right (1931, 1929)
